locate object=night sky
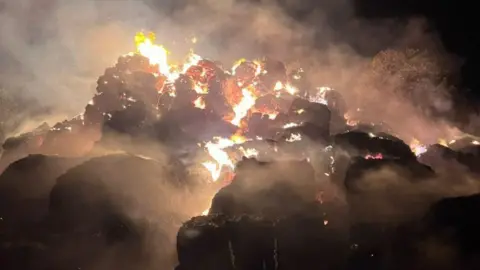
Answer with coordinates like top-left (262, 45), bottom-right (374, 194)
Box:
top-left (277, 0), bottom-right (479, 99)
top-left (354, 0), bottom-right (479, 101)
top-left (272, 0), bottom-right (480, 130)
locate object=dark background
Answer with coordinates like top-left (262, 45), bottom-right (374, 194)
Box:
top-left (330, 0), bottom-right (480, 102)
top-left (356, 0), bottom-right (479, 104)
top-left (281, 0), bottom-right (479, 103)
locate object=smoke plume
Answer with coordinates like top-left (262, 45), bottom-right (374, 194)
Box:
top-left (0, 0), bottom-right (466, 142)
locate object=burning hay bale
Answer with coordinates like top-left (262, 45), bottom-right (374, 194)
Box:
top-left (102, 100), bottom-right (149, 136)
top-left (3, 30), bottom-right (480, 270)
top-left (286, 99), bottom-right (332, 140)
top-left (333, 130), bottom-right (417, 161)
top-left (281, 122), bottom-right (331, 144)
top-left (0, 31), bottom-right (338, 174)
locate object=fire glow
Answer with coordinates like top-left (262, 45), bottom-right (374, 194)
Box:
top-left (131, 31), bottom-right (325, 182)
top-left (130, 31), bottom-right (448, 186)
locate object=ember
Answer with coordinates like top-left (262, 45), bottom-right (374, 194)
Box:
top-left (364, 153), bottom-right (383, 159)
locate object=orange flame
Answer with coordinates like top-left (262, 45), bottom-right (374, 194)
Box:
top-left (202, 137), bottom-right (236, 182)
top-left (131, 31), bottom-right (342, 184)
top-left (134, 32), bottom-right (203, 83)
top-left (135, 32), bottom-right (170, 76)
top-left (365, 153), bottom-right (383, 159)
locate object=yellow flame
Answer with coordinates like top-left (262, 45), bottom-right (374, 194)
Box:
top-left (193, 96), bottom-right (206, 109)
top-left (230, 87), bottom-right (257, 127)
top-left (285, 83), bottom-right (298, 95)
top-left (201, 134), bottom-right (254, 182)
top-left (194, 83), bottom-right (209, 94)
top-left (274, 81), bottom-right (283, 91)
top-left (135, 32), bottom-right (203, 83)
top-left (273, 81), bottom-right (298, 95)
top-left (267, 113), bottom-right (278, 120)
top-left (182, 51), bottom-right (202, 73)
top-left (438, 139), bottom-right (448, 147)
top-left (410, 139), bottom-right (427, 157)
top-left (201, 161), bottom-right (222, 182)
top-left (253, 60), bottom-right (264, 76)
top-left (135, 32), bottom-right (170, 75)
top-left (202, 138), bottom-right (236, 182)
top-left (309, 86), bottom-right (332, 105)
top-left (344, 113), bottom-right (359, 126)
top-left (231, 133), bottom-right (247, 144)
top-left (232, 58), bottom-right (246, 74)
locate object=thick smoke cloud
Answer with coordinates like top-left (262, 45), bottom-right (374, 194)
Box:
top-left (0, 0), bottom-right (156, 133)
top-left (338, 164), bottom-right (480, 224)
top-left (0, 0), bottom-right (468, 209)
top-left (0, 0), bottom-right (469, 221)
top-left (0, 0), bottom-right (466, 142)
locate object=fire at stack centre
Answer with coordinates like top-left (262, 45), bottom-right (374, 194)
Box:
top-left (2, 31), bottom-right (479, 212)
